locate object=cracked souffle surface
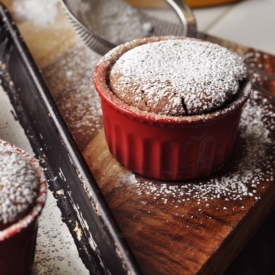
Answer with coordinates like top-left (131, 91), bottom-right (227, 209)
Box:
top-left (109, 38), bottom-right (248, 116)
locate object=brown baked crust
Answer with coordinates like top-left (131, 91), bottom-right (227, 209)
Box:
top-left (0, 144), bottom-right (40, 230)
top-left (109, 38), bottom-right (248, 116)
top-left (110, 74), bottom-right (186, 115)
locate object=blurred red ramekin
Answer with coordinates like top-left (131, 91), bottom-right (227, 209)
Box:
top-left (94, 36), bottom-right (251, 181)
top-left (0, 140), bottom-right (47, 275)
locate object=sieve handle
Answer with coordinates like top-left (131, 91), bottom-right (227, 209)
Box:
top-left (126, 0), bottom-right (197, 36)
top-left (60, 0), bottom-right (198, 55)
top-left (165, 0), bottom-right (197, 37)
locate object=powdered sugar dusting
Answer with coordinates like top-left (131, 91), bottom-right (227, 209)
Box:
top-left (13, 0), bottom-right (59, 27)
top-left (77, 0), bottom-right (151, 45)
top-left (119, 90), bottom-right (275, 203)
top-left (110, 39), bottom-right (248, 116)
top-left (42, 42), bottom-right (103, 150)
top-left (0, 141), bottom-right (40, 227)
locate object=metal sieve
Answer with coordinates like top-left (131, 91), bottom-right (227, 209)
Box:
top-left (60, 0), bottom-right (197, 55)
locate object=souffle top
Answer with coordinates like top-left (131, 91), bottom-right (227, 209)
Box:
top-left (109, 39), bottom-right (248, 116)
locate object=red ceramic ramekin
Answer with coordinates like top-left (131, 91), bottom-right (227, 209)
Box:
top-left (94, 36), bottom-right (251, 181)
top-left (0, 140), bottom-right (47, 275)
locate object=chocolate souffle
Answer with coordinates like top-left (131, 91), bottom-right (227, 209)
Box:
top-left (94, 36), bottom-right (251, 180)
top-left (0, 143), bottom-right (40, 230)
top-left (109, 38), bottom-right (248, 117)
top-left (0, 140), bottom-right (47, 275)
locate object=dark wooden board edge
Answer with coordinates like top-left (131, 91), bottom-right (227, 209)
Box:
top-left (224, 208), bottom-right (275, 275)
top-left (0, 3), bottom-right (142, 275)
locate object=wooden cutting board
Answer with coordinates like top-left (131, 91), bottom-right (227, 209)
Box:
top-left (4, 1), bottom-right (275, 274)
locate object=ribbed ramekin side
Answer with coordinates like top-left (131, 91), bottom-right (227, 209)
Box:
top-left (101, 96), bottom-right (245, 181)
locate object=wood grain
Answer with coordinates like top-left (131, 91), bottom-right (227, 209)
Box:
top-left (4, 0), bottom-right (275, 274)
top-left (3, 0), bottom-right (79, 69)
top-left (80, 42), bottom-right (275, 274)
top-left (82, 102), bottom-right (275, 275)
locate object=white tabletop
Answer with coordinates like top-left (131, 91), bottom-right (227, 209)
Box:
top-left (194, 0), bottom-right (275, 55)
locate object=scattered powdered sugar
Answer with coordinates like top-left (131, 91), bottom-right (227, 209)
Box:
top-left (243, 50), bottom-right (272, 89)
top-left (120, 90), bottom-right (275, 203)
top-left (42, 42), bottom-right (103, 150)
top-left (243, 51), bottom-right (265, 69)
top-left (0, 141), bottom-right (40, 227)
top-left (110, 39), bottom-right (248, 116)
top-left (73, 0), bottom-right (151, 45)
top-left (32, 192), bottom-right (89, 275)
top-left (13, 0), bottom-right (59, 27)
